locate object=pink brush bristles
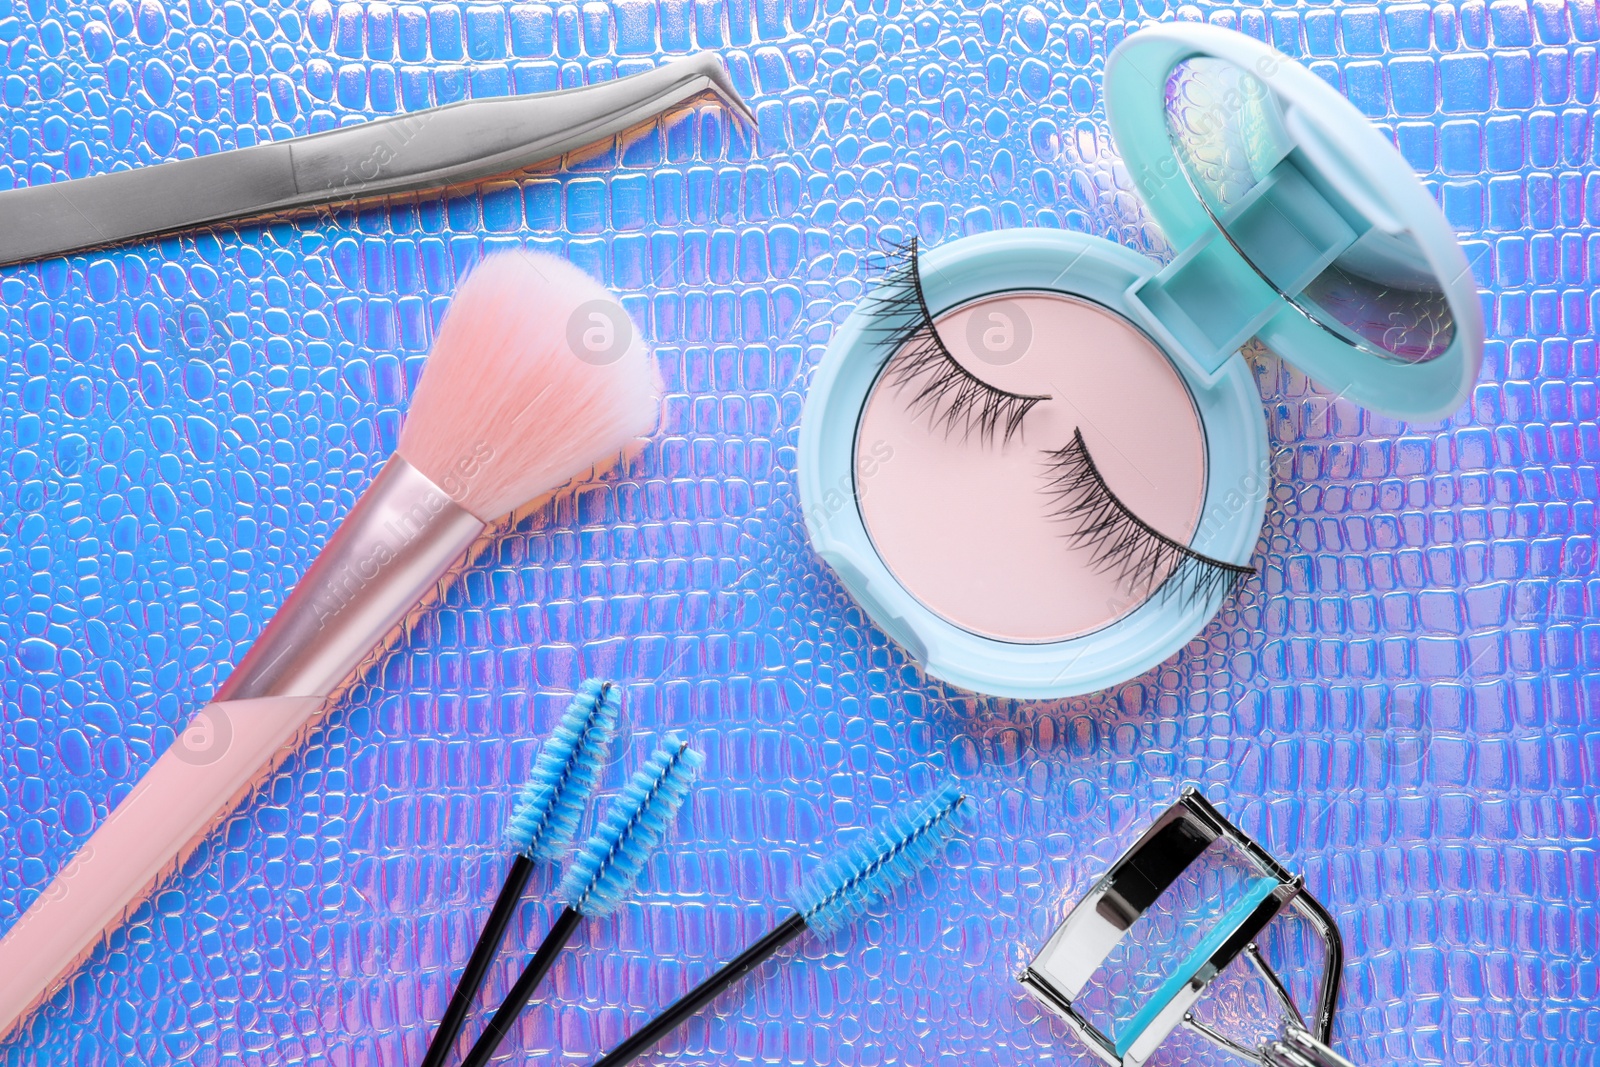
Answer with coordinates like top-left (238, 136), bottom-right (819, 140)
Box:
top-left (399, 250), bottom-right (660, 521)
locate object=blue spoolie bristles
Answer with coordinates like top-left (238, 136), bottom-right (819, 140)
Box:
top-left (560, 732), bottom-right (705, 918)
top-left (504, 678), bottom-right (621, 862)
top-left (792, 780), bottom-right (967, 938)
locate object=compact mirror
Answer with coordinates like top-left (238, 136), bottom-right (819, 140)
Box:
top-left (1164, 56), bottom-right (1455, 365)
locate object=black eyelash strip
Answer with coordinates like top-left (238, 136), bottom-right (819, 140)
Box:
top-left (865, 237), bottom-right (1050, 446)
top-left (1042, 428), bottom-right (1255, 606)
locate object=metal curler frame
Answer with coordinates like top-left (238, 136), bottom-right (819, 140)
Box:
top-left (1020, 788), bottom-right (1345, 1067)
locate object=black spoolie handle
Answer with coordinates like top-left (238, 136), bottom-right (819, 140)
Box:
top-left (418, 853), bottom-right (536, 1067)
top-left (591, 912), bottom-right (809, 1067)
top-left (460, 905), bottom-right (587, 1067)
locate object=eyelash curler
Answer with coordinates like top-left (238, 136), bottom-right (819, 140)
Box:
top-left (1021, 790), bottom-right (1351, 1067)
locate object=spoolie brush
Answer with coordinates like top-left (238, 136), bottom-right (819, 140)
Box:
top-left (0, 249), bottom-right (659, 1041)
top-left (588, 781), bottom-right (968, 1067)
top-left (460, 734), bottom-right (706, 1067)
top-left (418, 678), bottom-right (620, 1067)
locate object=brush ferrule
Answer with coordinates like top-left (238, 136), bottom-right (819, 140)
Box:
top-left (215, 457), bottom-right (485, 701)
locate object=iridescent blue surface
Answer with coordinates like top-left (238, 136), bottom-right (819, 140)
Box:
top-left (0, 1), bottom-right (1587, 1065)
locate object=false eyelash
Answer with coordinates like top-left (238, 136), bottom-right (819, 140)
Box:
top-left (865, 237), bottom-right (1050, 447)
top-left (1042, 428), bottom-right (1255, 606)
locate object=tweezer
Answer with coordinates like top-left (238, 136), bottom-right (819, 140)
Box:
top-left (0, 51), bottom-right (755, 267)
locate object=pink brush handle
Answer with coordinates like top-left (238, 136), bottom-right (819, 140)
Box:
top-left (0, 458), bottom-right (486, 1042)
top-left (0, 695), bottom-right (323, 1039)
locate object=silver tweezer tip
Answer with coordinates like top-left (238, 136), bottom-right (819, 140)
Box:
top-left (670, 50), bottom-right (759, 130)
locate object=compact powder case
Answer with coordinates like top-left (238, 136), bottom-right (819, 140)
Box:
top-left (798, 24), bottom-right (1484, 698)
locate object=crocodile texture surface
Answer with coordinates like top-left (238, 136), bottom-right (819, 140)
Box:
top-left (0, 0), bottom-right (1589, 1065)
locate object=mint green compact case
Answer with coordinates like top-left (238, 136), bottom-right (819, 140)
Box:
top-left (798, 24), bottom-right (1484, 700)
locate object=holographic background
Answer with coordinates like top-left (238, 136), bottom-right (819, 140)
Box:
top-left (0, 0), bottom-right (1588, 1064)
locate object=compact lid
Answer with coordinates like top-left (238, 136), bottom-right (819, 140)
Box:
top-left (1105, 25), bottom-right (1483, 421)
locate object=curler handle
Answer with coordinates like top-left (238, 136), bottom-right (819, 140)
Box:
top-left (1261, 1027), bottom-right (1357, 1067)
top-left (0, 695), bottom-right (325, 1041)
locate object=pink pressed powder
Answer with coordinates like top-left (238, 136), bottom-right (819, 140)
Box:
top-left (854, 292), bottom-right (1208, 643)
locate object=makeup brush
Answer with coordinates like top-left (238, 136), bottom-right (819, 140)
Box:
top-left (588, 781), bottom-right (968, 1067)
top-left (0, 249), bottom-right (659, 1041)
top-left (418, 678), bottom-right (621, 1067)
top-left (460, 734), bottom-right (705, 1067)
